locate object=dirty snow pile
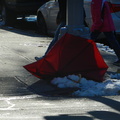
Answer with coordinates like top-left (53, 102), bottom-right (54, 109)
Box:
top-left (51, 74), bottom-right (120, 97)
top-left (51, 43), bottom-right (120, 97)
top-left (96, 43), bottom-right (115, 53)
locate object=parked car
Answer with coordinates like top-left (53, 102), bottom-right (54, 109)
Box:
top-left (37, 0), bottom-right (120, 36)
top-left (0, 0), bottom-right (49, 26)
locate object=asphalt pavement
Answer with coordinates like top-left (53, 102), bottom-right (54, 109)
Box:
top-left (0, 26), bottom-right (119, 120)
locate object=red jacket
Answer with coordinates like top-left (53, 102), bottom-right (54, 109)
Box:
top-left (91, 0), bottom-right (115, 32)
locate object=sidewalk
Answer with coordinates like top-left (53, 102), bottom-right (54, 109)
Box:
top-left (0, 27), bottom-right (119, 120)
top-left (0, 26), bottom-right (120, 96)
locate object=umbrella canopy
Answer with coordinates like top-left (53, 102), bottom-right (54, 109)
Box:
top-left (24, 33), bottom-right (108, 82)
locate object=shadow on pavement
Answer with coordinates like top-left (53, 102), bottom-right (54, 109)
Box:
top-left (28, 79), bottom-right (79, 97)
top-left (44, 111), bottom-right (120, 120)
top-left (44, 114), bottom-right (93, 120)
top-left (0, 18), bottom-right (48, 37)
top-left (0, 25), bottom-right (45, 38)
top-left (91, 96), bottom-right (120, 112)
top-left (89, 111), bottom-right (120, 120)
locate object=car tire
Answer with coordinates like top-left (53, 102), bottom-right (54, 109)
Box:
top-left (37, 11), bottom-right (47, 35)
top-left (1, 5), bottom-right (17, 26)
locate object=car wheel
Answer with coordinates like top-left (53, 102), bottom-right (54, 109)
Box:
top-left (37, 11), bottom-right (47, 35)
top-left (1, 5), bottom-right (17, 26)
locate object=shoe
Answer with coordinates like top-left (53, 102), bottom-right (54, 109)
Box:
top-left (35, 57), bottom-right (40, 61)
top-left (35, 56), bottom-right (44, 61)
top-left (113, 60), bottom-right (120, 66)
top-left (35, 57), bottom-right (42, 61)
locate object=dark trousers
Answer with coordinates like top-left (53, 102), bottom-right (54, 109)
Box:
top-left (44, 22), bottom-right (66, 55)
top-left (91, 31), bottom-right (120, 60)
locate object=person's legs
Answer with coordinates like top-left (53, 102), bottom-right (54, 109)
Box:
top-left (35, 22), bottom-right (66, 61)
top-left (90, 31), bottom-right (101, 41)
top-left (104, 31), bottom-right (120, 66)
top-left (44, 22), bottom-right (66, 55)
top-left (104, 32), bottom-right (120, 59)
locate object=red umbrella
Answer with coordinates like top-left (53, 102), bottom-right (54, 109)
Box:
top-left (24, 33), bottom-right (108, 82)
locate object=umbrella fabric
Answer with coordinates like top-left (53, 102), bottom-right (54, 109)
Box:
top-left (24, 33), bottom-right (108, 82)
